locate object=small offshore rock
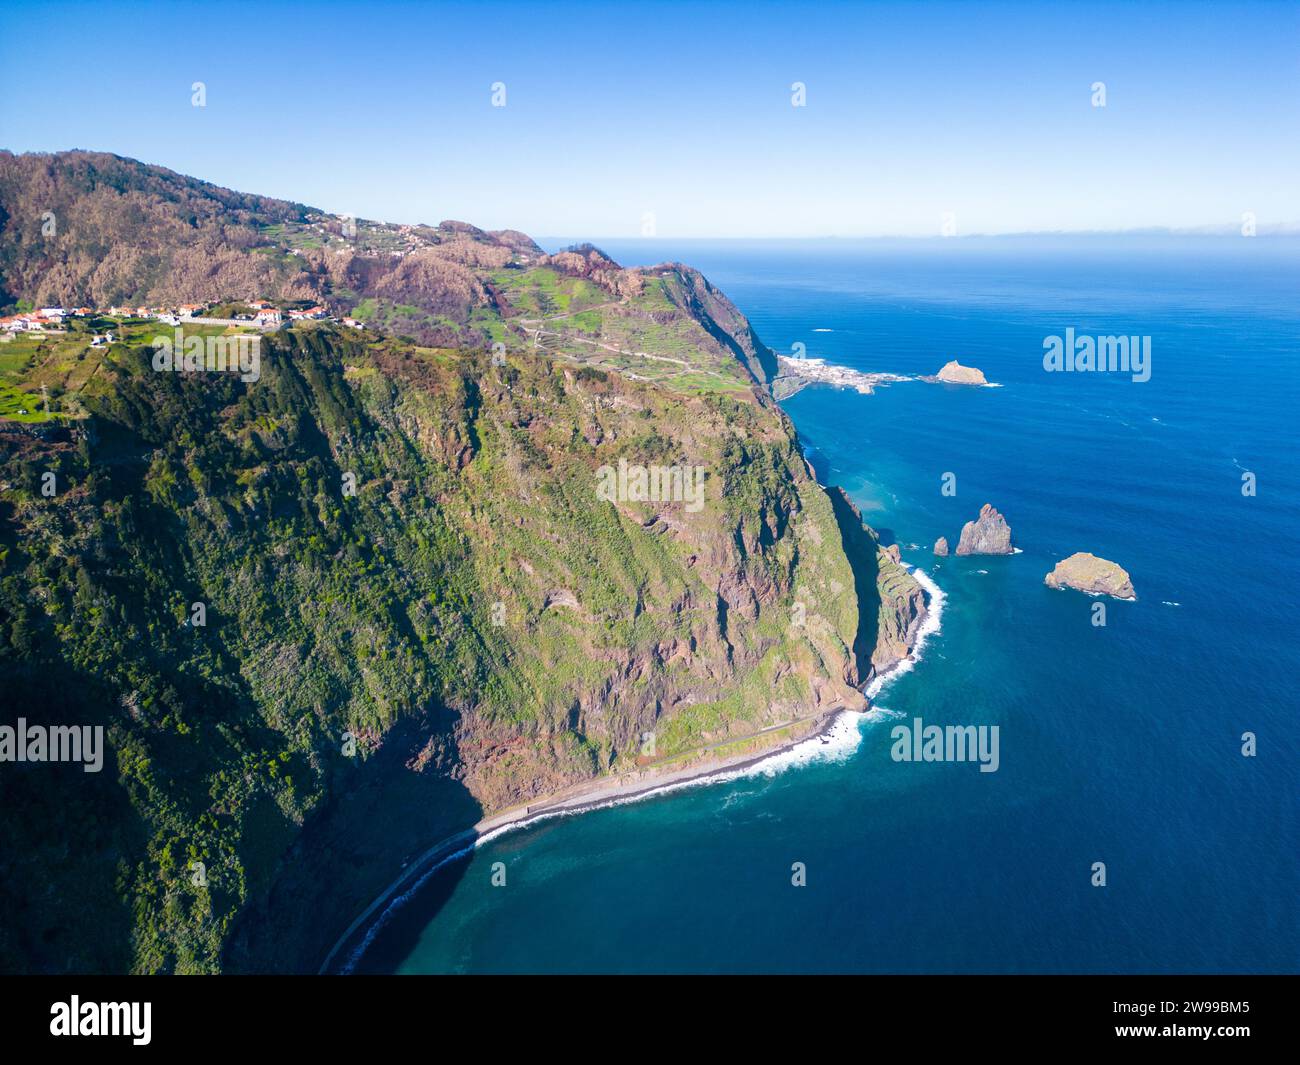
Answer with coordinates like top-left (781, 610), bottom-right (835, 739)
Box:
top-left (935, 360), bottom-right (988, 385)
top-left (1044, 552), bottom-right (1136, 600)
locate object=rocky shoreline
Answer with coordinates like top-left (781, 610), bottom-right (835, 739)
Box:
top-left (322, 582), bottom-right (942, 976)
top-left (773, 356), bottom-right (996, 400)
top-left (772, 355), bottom-right (912, 398)
top-left (319, 707), bottom-right (847, 973)
top-left (321, 483), bottom-right (938, 975)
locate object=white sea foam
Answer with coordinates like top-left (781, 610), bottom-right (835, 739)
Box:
top-left (864, 565), bottom-right (946, 700)
top-left (338, 836), bottom-right (479, 973)
top-left (340, 570), bottom-right (947, 974)
top-left (338, 707), bottom-right (873, 972)
top-left (739, 710), bottom-right (866, 776)
top-left (479, 715), bottom-right (873, 866)
top-left (1162, 600), bottom-right (1181, 607)
top-left (812, 328), bottom-right (833, 332)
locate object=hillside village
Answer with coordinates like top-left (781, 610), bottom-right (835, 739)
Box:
top-left (0, 299), bottom-right (365, 335)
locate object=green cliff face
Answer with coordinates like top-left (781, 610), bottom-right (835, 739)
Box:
top-left (0, 152), bottom-right (925, 973)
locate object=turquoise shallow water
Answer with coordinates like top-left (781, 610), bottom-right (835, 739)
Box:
top-left (356, 237), bottom-right (1299, 974)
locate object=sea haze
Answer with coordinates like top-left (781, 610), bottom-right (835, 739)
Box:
top-left (355, 236), bottom-right (1300, 974)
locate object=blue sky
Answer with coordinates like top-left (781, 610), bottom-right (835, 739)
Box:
top-left (2, 0), bottom-right (1297, 237)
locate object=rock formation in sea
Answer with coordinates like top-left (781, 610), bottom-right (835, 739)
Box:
top-left (1044, 552), bottom-right (1136, 600)
top-left (934, 536), bottom-right (949, 556)
top-left (935, 360), bottom-right (988, 385)
top-left (955, 503), bottom-right (1014, 555)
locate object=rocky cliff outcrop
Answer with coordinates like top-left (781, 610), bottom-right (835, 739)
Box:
top-left (956, 503), bottom-right (1014, 555)
top-left (934, 536), bottom-right (949, 556)
top-left (827, 490), bottom-right (927, 684)
top-left (870, 556), bottom-right (927, 679)
top-left (1044, 553), bottom-right (1136, 600)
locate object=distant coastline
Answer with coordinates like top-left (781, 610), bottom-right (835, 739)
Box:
top-left (772, 355), bottom-right (999, 400)
top-left (772, 355), bottom-right (913, 398)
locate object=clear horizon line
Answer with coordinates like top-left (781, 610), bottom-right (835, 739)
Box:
top-left (532, 226), bottom-right (1300, 243)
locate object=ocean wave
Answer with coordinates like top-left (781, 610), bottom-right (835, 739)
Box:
top-left (338, 707), bottom-right (871, 972)
top-left (478, 715), bottom-right (872, 854)
top-left (341, 569), bottom-right (948, 973)
top-left (477, 713), bottom-right (868, 836)
top-left (864, 565), bottom-right (946, 700)
top-left (338, 836), bottom-right (480, 973)
top-left (739, 710), bottom-right (866, 777)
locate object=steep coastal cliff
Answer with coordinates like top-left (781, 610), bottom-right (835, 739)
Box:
top-left (0, 152), bottom-right (926, 973)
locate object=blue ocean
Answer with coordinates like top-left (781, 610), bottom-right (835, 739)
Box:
top-left (357, 237), bottom-right (1299, 974)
